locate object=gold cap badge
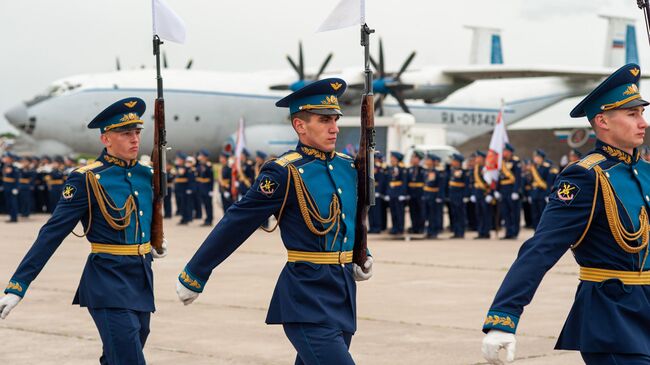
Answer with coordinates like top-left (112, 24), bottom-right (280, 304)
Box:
top-left (330, 82), bottom-right (343, 91)
top-left (124, 101), bottom-right (138, 108)
top-left (630, 68), bottom-right (640, 77)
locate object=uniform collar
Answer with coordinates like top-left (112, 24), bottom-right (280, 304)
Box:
top-left (595, 139), bottom-right (640, 165)
top-left (296, 142), bottom-right (336, 161)
top-left (99, 149), bottom-right (138, 168)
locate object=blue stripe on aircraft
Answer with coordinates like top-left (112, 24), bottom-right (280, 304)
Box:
top-left (79, 88), bottom-right (572, 115)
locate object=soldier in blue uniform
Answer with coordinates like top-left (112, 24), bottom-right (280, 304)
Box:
top-left (236, 148), bottom-right (256, 200)
top-left (18, 156), bottom-right (35, 218)
top-left (173, 152), bottom-right (187, 217)
top-left (448, 153), bottom-right (469, 238)
top-left (2, 152), bottom-right (19, 223)
top-left (196, 149), bottom-right (214, 226)
top-left (528, 149), bottom-right (549, 229)
top-left (0, 97), bottom-right (167, 365)
top-left (423, 153), bottom-right (446, 239)
top-left (482, 64), bottom-right (650, 365)
top-left (368, 151), bottom-right (387, 234)
top-left (497, 143), bottom-right (522, 239)
top-left (387, 151), bottom-right (408, 235)
top-left (217, 151), bottom-right (233, 213)
top-left (175, 78), bottom-right (373, 365)
top-left (46, 156), bottom-right (66, 212)
top-left (177, 155), bottom-right (196, 225)
top-left (472, 150), bottom-right (494, 239)
top-left (407, 150), bottom-right (426, 234)
top-left (164, 161), bottom-right (174, 218)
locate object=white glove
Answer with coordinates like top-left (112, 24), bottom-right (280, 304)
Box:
top-left (462, 197), bottom-right (469, 203)
top-left (435, 198), bottom-right (443, 203)
top-left (186, 189), bottom-right (193, 195)
top-left (384, 195), bottom-right (390, 202)
top-left (482, 329), bottom-right (516, 364)
top-left (223, 191), bottom-right (231, 199)
top-left (470, 195), bottom-right (477, 203)
top-left (545, 196), bottom-right (549, 203)
top-left (493, 191), bottom-right (501, 200)
top-left (12, 189), bottom-right (18, 195)
top-left (485, 195), bottom-right (494, 204)
top-left (511, 192), bottom-right (519, 201)
top-left (353, 256), bottom-right (373, 281)
top-left (152, 239), bottom-right (168, 259)
top-left (527, 197), bottom-right (532, 204)
top-left (398, 195), bottom-right (407, 202)
top-left (208, 191), bottom-right (213, 197)
top-left (176, 280), bottom-right (200, 306)
top-left (0, 293), bottom-right (22, 319)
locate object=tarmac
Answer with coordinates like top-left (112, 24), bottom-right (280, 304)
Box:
top-left (0, 210), bottom-right (585, 365)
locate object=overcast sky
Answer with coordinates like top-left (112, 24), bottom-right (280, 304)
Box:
top-left (1, 0), bottom-right (647, 133)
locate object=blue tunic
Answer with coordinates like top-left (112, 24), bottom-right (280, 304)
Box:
top-left (4, 149), bottom-right (155, 312)
top-left (483, 140), bottom-right (650, 355)
top-left (180, 143), bottom-right (361, 333)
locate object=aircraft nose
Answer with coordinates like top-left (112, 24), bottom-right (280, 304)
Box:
top-left (4, 103), bottom-right (28, 128)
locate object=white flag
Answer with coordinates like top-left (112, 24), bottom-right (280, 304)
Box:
top-left (483, 102), bottom-right (509, 187)
top-left (152, 0), bottom-right (187, 44)
top-left (317, 0), bottom-right (365, 33)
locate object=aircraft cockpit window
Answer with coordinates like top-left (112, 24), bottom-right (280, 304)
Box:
top-left (24, 84), bottom-right (67, 107)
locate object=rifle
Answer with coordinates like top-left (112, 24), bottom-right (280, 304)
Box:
top-left (638, 1), bottom-right (650, 46)
top-left (353, 24), bottom-right (376, 268)
top-left (151, 35), bottom-right (167, 252)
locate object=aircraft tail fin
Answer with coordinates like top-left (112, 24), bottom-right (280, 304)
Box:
top-left (600, 15), bottom-right (638, 67)
top-left (465, 26), bottom-right (503, 65)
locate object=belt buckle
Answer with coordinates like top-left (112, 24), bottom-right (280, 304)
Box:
top-left (338, 251), bottom-right (345, 266)
top-left (138, 244), bottom-right (146, 256)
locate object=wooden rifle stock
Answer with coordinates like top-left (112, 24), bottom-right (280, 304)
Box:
top-left (151, 97), bottom-right (166, 251)
top-left (353, 94), bottom-right (376, 267)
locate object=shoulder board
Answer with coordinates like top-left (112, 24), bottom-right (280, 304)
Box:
top-left (74, 161), bottom-right (103, 174)
top-left (274, 152), bottom-right (302, 167)
top-left (577, 153), bottom-right (606, 170)
top-left (335, 151), bottom-right (353, 160)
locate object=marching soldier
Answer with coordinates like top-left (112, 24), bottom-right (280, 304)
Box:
top-left (164, 161), bottom-right (174, 218)
top-left (407, 150), bottom-right (426, 234)
top-left (368, 151), bottom-right (387, 234)
top-left (218, 151), bottom-right (233, 213)
top-left (387, 151), bottom-right (408, 235)
top-left (179, 155), bottom-right (197, 225)
top-left (46, 156), bottom-right (66, 212)
top-left (529, 149), bottom-right (550, 229)
top-left (18, 156), bottom-right (35, 218)
top-left (482, 63), bottom-right (650, 365)
top-left (2, 152), bottom-right (19, 223)
top-left (497, 143), bottom-right (522, 239)
top-left (448, 153), bottom-right (469, 238)
top-left (175, 78), bottom-right (373, 364)
top-left (423, 153), bottom-right (446, 239)
top-left (196, 149), bottom-right (214, 226)
top-left (0, 97), bottom-right (167, 364)
top-left (472, 150), bottom-right (494, 239)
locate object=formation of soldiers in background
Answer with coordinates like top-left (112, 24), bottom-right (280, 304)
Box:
top-left (5, 144), bottom-right (650, 235)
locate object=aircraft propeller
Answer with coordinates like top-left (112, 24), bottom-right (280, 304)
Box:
top-left (270, 41), bottom-right (334, 91)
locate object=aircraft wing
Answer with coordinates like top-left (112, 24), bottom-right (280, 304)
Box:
top-left (441, 65), bottom-right (620, 82)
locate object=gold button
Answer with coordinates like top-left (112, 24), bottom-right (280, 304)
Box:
top-left (299, 168), bottom-right (304, 174)
top-left (350, 163), bottom-right (355, 168)
top-left (134, 191), bottom-right (139, 196)
top-left (142, 232), bottom-right (145, 238)
top-left (95, 174), bottom-right (101, 180)
top-left (138, 244), bottom-right (146, 255)
top-left (341, 213), bottom-right (346, 219)
top-left (139, 210), bottom-right (143, 216)
top-left (128, 172), bottom-right (132, 177)
top-left (634, 169), bottom-right (639, 175)
top-left (605, 172), bottom-right (610, 178)
top-left (646, 195), bottom-right (649, 202)
top-left (338, 251), bottom-right (346, 264)
top-left (338, 188), bottom-right (342, 194)
top-left (329, 165), bottom-right (334, 170)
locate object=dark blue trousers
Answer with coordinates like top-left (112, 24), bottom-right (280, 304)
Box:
top-left (581, 352), bottom-right (650, 364)
top-left (200, 189), bottom-right (213, 224)
top-left (408, 194), bottom-right (425, 233)
top-left (19, 188), bottom-right (31, 217)
top-left (283, 323), bottom-right (354, 365)
top-left (4, 190), bottom-right (18, 222)
top-left (531, 198), bottom-right (546, 230)
top-left (368, 199), bottom-right (383, 233)
top-left (500, 195), bottom-right (520, 238)
top-left (164, 187), bottom-right (173, 218)
top-left (388, 198), bottom-right (405, 234)
top-left (425, 199), bottom-right (441, 237)
top-left (181, 190), bottom-right (194, 223)
top-left (475, 197), bottom-right (492, 237)
top-left (89, 308), bottom-right (150, 365)
top-left (449, 200), bottom-right (466, 237)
